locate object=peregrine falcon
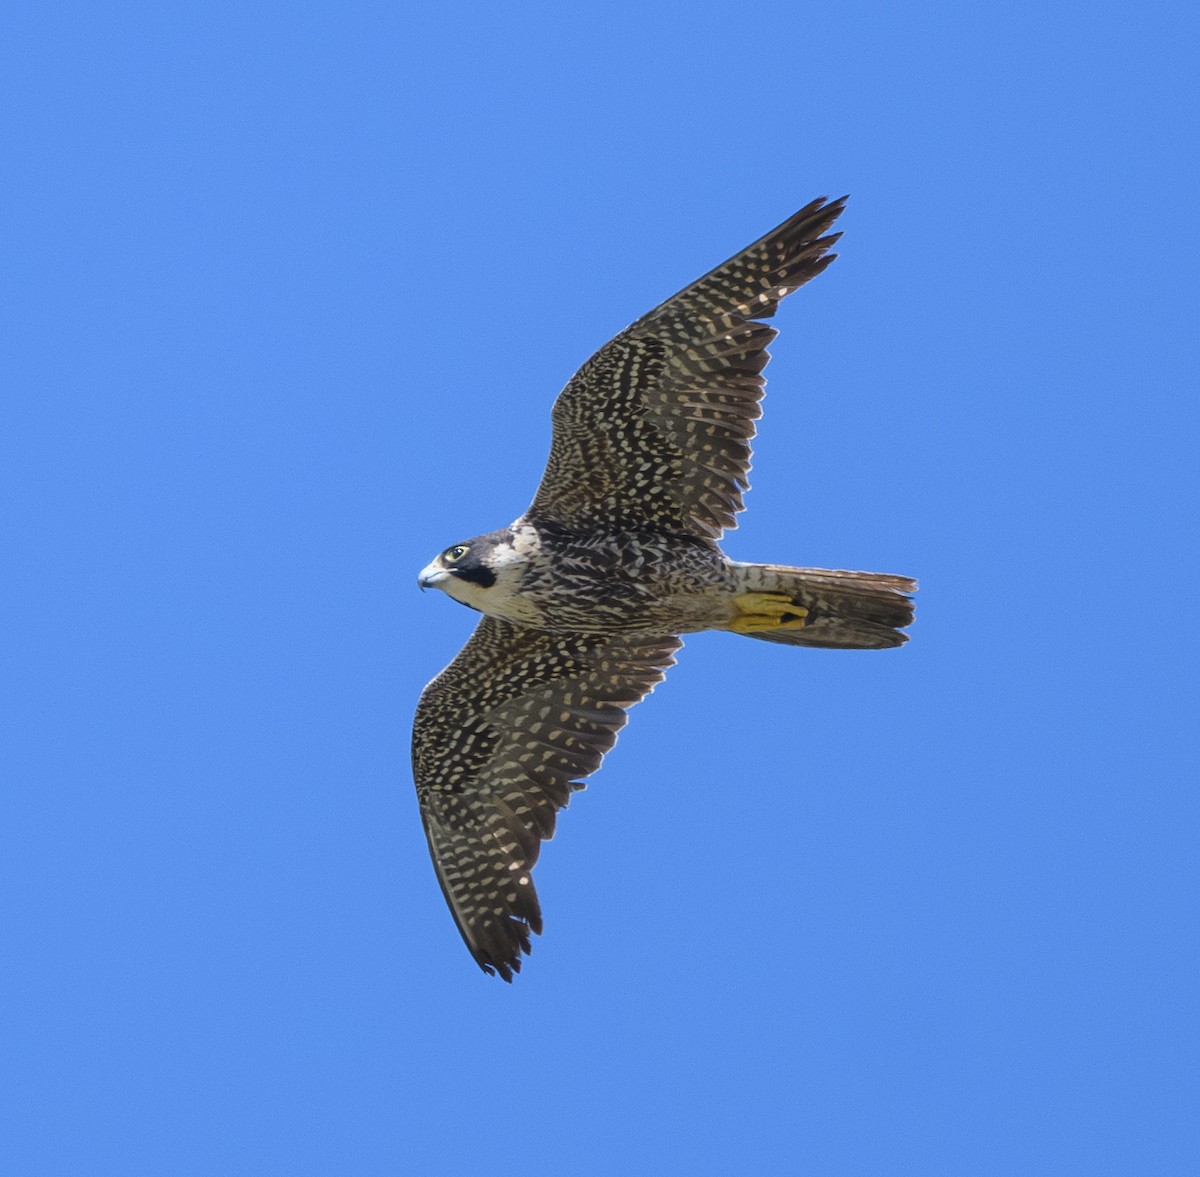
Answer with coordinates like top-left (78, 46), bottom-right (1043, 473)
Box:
top-left (413, 196), bottom-right (915, 980)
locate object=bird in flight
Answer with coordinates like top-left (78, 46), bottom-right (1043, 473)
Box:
top-left (413, 196), bottom-right (915, 980)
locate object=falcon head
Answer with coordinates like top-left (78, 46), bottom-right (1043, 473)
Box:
top-left (418, 529), bottom-right (517, 612)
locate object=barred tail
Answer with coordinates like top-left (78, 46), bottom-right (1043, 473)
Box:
top-left (730, 564), bottom-right (917, 650)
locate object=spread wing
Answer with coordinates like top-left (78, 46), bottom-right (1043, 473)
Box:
top-left (528, 195), bottom-right (847, 540)
top-left (413, 617), bottom-right (681, 980)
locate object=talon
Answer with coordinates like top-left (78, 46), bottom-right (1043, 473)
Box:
top-left (728, 592), bottom-right (808, 633)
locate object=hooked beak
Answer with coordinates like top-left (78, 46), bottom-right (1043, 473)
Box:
top-left (418, 562), bottom-right (450, 591)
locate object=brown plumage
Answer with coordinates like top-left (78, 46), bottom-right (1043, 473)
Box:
top-left (413, 197), bottom-right (915, 979)
top-left (532, 196), bottom-right (848, 538)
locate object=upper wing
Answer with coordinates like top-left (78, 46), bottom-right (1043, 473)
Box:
top-left (413, 616), bottom-right (681, 980)
top-left (528, 196), bottom-right (847, 540)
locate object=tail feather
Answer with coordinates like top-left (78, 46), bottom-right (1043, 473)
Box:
top-left (735, 565), bottom-right (916, 650)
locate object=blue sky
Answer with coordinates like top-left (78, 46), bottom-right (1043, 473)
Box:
top-left (3, 2), bottom-right (1198, 1174)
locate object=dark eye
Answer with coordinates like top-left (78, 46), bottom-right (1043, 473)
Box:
top-left (444, 545), bottom-right (468, 563)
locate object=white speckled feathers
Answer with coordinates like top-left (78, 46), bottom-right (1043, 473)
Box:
top-left (530, 196), bottom-right (846, 539)
top-left (414, 619), bottom-right (680, 980)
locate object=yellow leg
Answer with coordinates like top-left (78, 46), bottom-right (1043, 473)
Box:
top-left (727, 592), bottom-right (809, 634)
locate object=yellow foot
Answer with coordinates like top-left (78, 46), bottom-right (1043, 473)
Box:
top-left (727, 592), bottom-right (809, 634)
